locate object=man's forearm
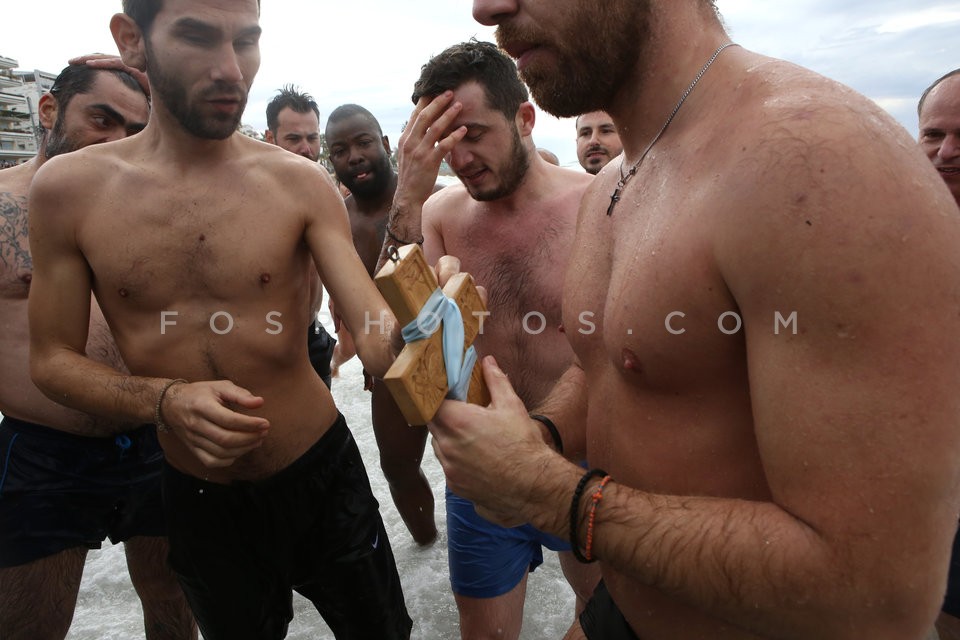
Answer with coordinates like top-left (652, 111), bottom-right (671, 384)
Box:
top-left (32, 348), bottom-right (167, 429)
top-left (375, 198), bottom-right (425, 273)
top-left (352, 314), bottom-right (397, 380)
top-left (531, 362), bottom-right (589, 460)
top-left (582, 484), bottom-right (933, 639)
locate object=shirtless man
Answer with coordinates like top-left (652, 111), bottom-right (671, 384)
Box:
top-left (27, 1), bottom-right (411, 638)
top-left (428, 1), bottom-right (960, 638)
top-left (574, 111), bottom-right (621, 175)
top-left (919, 69), bottom-right (960, 209)
top-left (0, 61), bottom-right (196, 640)
top-left (325, 104), bottom-right (443, 545)
top-left (382, 40), bottom-right (599, 639)
top-left (263, 85), bottom-right (337, 389)
top-left (919, 68), bottom-right (960, 640)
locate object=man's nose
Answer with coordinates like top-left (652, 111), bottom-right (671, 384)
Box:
top-left (472, 0), bottom-right (517, 26)
top-left (939, 132), bottom-right (960, 162)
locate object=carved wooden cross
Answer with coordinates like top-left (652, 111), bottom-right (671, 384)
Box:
top-left (375, 244), bottom-right (489, 425)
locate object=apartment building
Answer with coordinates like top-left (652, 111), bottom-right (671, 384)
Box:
top-left (0, 55), bottom-right (38, 167)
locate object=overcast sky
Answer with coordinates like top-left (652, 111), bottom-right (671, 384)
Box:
top-left (3, 1), bottom-right (958, 168)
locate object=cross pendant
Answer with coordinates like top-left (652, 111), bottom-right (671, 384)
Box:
top-left (606, 186), bottom-right (622, 216)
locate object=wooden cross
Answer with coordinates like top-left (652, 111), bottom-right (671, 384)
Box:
top-left (375, 244), bottom-right (489, 425)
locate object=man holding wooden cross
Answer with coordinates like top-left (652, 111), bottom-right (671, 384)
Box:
top-left (378, 40), bottom-right (599, 640)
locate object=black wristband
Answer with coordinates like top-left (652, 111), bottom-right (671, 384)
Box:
top-left (386, 227), bottom-right (423, 246)
top-left (569, 468), bottom-right (607, 563)
top-left (530, 414), bottom-right (563, 455)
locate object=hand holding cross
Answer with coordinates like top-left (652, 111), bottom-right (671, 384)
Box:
top-left (374, 244), bottom-right (489, 425)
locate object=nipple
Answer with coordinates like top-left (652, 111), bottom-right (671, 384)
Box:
top-left (621, 348), bottom-right (642, 374)
top-left (19, 272), bottom-right (31, 285)
top-left (260, 273), bottom-right (271, 284)
top-left (118, 288), bottom-right (129, 298)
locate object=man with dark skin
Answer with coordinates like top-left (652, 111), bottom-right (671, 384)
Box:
top-left (325, 104), bottom-right (443, 545)
top-left (26, 1), bottom-right (414, 637)
top-left (426, 1), bottom-right (960, 638)
top-left (0, 62), bottom-right (196, 640)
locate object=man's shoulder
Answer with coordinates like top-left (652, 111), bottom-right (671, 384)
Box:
top-left (32, 148), bottom-right (111, 196)
top-left (547, 164), bottom-right (593, 192)
top-left (734, 58), bottom-right (892, 150)
top-left (0, 161), bottom-right (35, 197)
top-left (424, 179), bottom-right (469, 211)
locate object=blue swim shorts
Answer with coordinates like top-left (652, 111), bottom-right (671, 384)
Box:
top-left (446, 486), bottom-right (571, 598)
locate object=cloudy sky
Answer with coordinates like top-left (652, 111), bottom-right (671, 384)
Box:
top-left (3, 1), bottom-right (958, 168)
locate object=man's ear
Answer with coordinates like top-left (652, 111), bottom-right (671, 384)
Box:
top-left (110, 13), bottom-right (147, 71)
top-left (38, 93), bottom-right (58, 132)
top-left (516, 101), bottom-right (536, 138)
top-left (381, 135), bottom-right (391, 155)
top-left (264, 130), bottom-right (276, 144)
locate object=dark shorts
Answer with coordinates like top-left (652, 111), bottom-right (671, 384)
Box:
top-left (580, 580), bottom-right (640, 640)
top-left (163, 414), bottom-right (411, 640)
top-left (0, 416), bottom-right (166, 568)
top-left (446, 487), bottom-right (570, 598)
top-left (943, 526), bottom-right (960, 616)
top-left (308, 320), bottom-right (336, 389)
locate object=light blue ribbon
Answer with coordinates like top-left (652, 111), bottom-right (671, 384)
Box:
top-left (401, 288), bottom-right (477, 401)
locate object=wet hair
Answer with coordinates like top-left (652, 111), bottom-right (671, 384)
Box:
top-left (919, 68), bottom-right (960, 116)
top-left (48, 63), bottom-right (145, 118)
top-left (265, 85), bottom-right (320, 134)
top-left (325, 104), bottom-right (383, 137)
top-left (123, 0), bottom-right (261, 35)
top-left (412, 39), bottom-right (528, 122)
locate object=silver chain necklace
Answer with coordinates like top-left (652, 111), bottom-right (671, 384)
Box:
top-left (606, 42), bottom-right (739, 216)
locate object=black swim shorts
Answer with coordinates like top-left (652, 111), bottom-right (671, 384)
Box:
top-left (307, 320), bottom-right (337, 389)
top-left (943, 527), bottom-right (960, 617)
top-left (0, 416), bottom-right (166, 568)
top-left (580, 580), bottom-right (641, 640)
top-left (163, 414), bottom-right (412, 640)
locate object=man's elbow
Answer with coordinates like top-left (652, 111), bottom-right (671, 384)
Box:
top-left (29, 348), bottom-right (66, 403)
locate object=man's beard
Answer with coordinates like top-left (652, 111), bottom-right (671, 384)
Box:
top-left (44, 114), bottom-right (79, 159)
top-left (496, 0), bottom-right (645, 118)
top-left (466, 126), bottom-right (529, 202)
top-left (146, 41), bottom-right (247, 140)
top-left (343, 152), bottom-right (393, 199)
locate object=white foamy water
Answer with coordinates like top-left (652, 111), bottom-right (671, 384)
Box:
top-left (60, 327), bottom-right (576, 639)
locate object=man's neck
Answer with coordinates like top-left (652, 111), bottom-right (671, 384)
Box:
top-left (607, 10), bottom-right (732, 160)
top-left (352, 171), bottom-right (398, 216)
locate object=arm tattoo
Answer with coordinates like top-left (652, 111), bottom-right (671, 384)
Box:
top-left (0, 192), bottom-right (32, 274)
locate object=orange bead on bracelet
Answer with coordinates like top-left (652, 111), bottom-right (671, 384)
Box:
top-left (584, 475), bottom-right (612, 562)
top-left (569, 468), bottom-right (606, 563)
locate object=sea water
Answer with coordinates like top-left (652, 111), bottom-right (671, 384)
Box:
top-left (59, 315), bottom-right (576, 639)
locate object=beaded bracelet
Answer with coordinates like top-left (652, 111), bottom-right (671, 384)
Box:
top-left (569, 468), bottom-right (607, 563)
top-left (386, 227), bottom-right (424, 246)
top-left (530, 414), bottom-right (563, 455)
top-left (584, 475), bottom-right (612, 562)
top-left (154, 378), bottom-right (188, 433)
